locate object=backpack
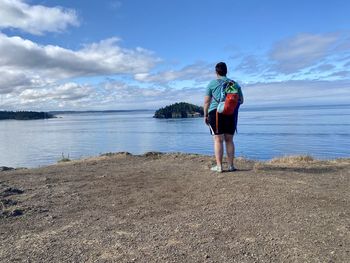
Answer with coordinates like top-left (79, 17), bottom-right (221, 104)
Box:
top-left (213, 79), bottom-right (240, 115)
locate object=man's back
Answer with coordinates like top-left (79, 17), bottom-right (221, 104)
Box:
top-left (205, 77), bottom-right (243, 113)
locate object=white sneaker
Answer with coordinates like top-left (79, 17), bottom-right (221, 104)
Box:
top-left (228, 165), bottom-right (237, 172)
top-left (210, 165), bottom-right (222, 173)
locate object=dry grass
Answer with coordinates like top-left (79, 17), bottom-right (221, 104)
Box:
top-left (49, 152), bottom-right (350, 172)
top-left (268, 155), bottom-right (315, 165)
top-left (328, 158), bottom-right (350, 164)
top-left (254, 155), bottom-right (320, 172)
top-left (0, 199), bottom-right (23, 218)
top-left (252, 155), bottom-right (350, 173)
top-left (100, 152), bottom-right (131, 157)
top-left (58, 153), bottom-right (71, 163)
top-left (0, 200), bottom-right (4, 212)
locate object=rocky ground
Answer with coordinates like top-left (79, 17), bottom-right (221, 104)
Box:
top-left (0, 153), bottom-right (349, 262)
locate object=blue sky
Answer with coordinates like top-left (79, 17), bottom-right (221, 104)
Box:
top-left (0, 0), bottom-right (349, 110)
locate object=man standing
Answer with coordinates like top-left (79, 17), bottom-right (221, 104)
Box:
top-left (204, 62), bottom-right (244, 172)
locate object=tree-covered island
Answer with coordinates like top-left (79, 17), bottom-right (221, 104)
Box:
top-left (154, 102), bottom-right (204, 119)
top-left (0, 111), bottom-right (55, 120)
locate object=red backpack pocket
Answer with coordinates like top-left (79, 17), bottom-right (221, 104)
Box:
top-left (223, 93), bottom-right (239, 115)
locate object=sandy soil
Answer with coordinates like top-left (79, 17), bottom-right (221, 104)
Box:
top-left (0, 152), bottom-right (349, 262)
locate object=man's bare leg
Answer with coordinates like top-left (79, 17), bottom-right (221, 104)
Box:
top-left (224, 134), bottom-right (234, 168)
top-left (214, 135), bottom-right (224, 169)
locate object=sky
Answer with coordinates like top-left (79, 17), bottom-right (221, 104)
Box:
top-left (0, 0), bottom-right (349, 110)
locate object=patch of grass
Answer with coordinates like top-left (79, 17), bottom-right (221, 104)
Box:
top-left (0, 199), bottom-right (23, 218)
top-left (329, 158), bottom-right (350, 164)
top-left (268, 155), bottom-right (315, 165)
top-left (58, 153), bottom-right (71, 163)
top-left (100, 152), bottom-right (115, 157)
top-left (100, 152), bottom-right (131, 157)
top-left (0, 207), bottom-right (24, 218)
top-left (144, 151), bottom-right (163, 157)
top-left (0, 200), bottom-right (4, 212)
top-left (254, 155), bottom-right (317, 171)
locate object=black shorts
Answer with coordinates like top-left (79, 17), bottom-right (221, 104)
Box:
top-left (208, 106), bottom-right (239, 135)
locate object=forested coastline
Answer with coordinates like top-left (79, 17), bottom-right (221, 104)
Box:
top-left (0, 111), bottom-right (55, 120)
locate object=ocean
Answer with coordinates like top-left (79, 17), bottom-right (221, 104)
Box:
top-left (1, 104), bottom-right (349, 168)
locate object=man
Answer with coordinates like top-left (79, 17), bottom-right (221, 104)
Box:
top-left (204, 62), bottom-right (244, 173)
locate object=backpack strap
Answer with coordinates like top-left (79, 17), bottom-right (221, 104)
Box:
top-left (212, 79), bottom-right (226, 103)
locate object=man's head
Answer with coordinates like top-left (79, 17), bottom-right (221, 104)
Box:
top-left (215, 62), bottom-right (227, 77)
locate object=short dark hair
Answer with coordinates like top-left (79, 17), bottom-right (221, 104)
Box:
top-left (215, 62), bottom-right (227, 76)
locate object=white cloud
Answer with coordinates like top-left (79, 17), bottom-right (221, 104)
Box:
top-left (0, 33), bottom-right (159, 81)
top-left (234, 55), bottom-right (268, 76)
top-left (19, 82), bottom-right (92, 102)
top-left (243, 80), bottom-right (350, 106)
top-left (0, 0), bottom-right (166, 110)
top-left (327, 71), bottom-right (350, 78)
top-left (0, 68), bottom-right (56, 95)
top-left (2, 78), bottom-right (350, 111)
top-left (0, 0), bottom-right (79, 35)
top-left (0, 77), bottom-right (204, 111)
top-left (308, 63), bottom-right (336, 73)
top-left (0, 70), bottom-right (32, 94)
top-left (269, 33), bottom-right (339, 73)
top-left (1, 20), bottom-right (349, 111)
top-left (0, 82), bottom-right (94, 110)
top-left (134, 62), bottom-right (214, 83)
top-left (334, 36), bottom-right (350, 52)
top-left (97, 81), bottom-right (204, 109)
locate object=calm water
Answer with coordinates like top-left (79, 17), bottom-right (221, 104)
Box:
top-left (1, 105), bottom-right (350, 168)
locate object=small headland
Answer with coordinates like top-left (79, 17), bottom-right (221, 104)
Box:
top-left (154, 102), bottom-right (204, 118)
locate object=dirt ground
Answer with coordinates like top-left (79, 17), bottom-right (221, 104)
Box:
top-left (0, 153), bottom-right (349, 262)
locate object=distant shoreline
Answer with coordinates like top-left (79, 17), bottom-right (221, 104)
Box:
top-left (49, 109), bottom-right (153, 115)
top-left (2, 103), bottom-right (349, 116)
top-left (0, 111), bottom-right (55, 121)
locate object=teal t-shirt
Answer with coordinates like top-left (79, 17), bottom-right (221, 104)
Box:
top-left (205, 76), bottom-right (243, 113)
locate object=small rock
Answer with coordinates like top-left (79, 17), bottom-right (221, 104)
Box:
top-left (2, 187), bottom-right (24, 197)
top-left (10, 209), bottom-right (24, 217)
top-left (1, 208), bottom-right (24, 218)
top-left (1, 199), bottom-right (17, 206)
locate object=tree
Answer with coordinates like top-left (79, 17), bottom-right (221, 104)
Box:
top-left (154, 102), bottom-right (204, 118)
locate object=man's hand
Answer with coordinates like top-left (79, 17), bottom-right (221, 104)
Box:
top-left (204, 116), bottom-right (209, 125)
top-left (203, 95), bottom-right (211, 126)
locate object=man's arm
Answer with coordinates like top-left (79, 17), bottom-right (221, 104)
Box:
top-left (238, 87), bottom-right (244, 105)
top-left (204, 95), bottom-right (211, 124)
top-left (239, 94), bottom-right (244, 105)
